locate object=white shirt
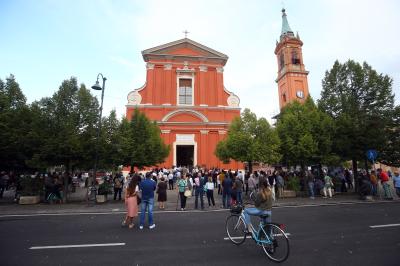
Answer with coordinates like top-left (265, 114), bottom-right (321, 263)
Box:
top-left (168, 173), bottom-right (173, 180)
top-left (206, 182), bottom-right (214, 190)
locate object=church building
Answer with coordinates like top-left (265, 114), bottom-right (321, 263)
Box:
top-left (126, 38), bottom-right (242, 169)
top-left (275, 9), bottom-right (310, 109)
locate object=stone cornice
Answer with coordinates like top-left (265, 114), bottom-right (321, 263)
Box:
top-left (158, 121), bottom-right (229, 126)
top-left (275, 70), bottom-right (309, 83)
top-left (125, 104), bottom-right (241, 110)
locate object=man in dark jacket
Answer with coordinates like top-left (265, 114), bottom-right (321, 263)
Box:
top-left (222, 172), bottom-right (233, 208)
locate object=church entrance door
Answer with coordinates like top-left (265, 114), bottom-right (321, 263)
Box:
top-left (176, 145), bottom-right (194, 168)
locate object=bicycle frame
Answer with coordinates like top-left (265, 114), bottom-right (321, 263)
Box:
top-left (238, 212), bottom-right (273, 245)
top-left (249, 220), bottom-right (273, 245)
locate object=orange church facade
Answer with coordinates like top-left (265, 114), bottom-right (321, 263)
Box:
top-left (126, 38), bottom-right (242, 169)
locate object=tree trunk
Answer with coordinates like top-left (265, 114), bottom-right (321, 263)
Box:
top-left (364, 157), bottom-right (369, 172)
top-left (352, 159), bottom-right (358, 193)
top-left (62, 161), bottom-right (72, 203)
top-left (248, 161), bottom-right (253, 174)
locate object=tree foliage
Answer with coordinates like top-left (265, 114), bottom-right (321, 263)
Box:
top-left (118, 109), bottom-right (170, 170)
top-left (318, 60), bottom-right (396, 168)
top-left (379, 106), bottom-right (400, 167)
top-left (215, 108), bottom-right (281, 168)
top-left (0, 75), bottom-right (31, 170)
top-left (29, 77), bottom-right (99, 171)
top-left (276, 97), bottom-right (335, 168)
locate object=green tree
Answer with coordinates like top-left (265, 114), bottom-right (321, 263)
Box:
top-left (28, 78), bottom-right (99, 201)
top-left (98, 110), bottom-right (121, 170)
top-left (276, 97), bottom-right (335, 168)
top-left (118, 109), bottom-right (169, 171)
top-left (318, 60), bottom-right (395, 175)
top-left (215, 108), bottom-right (281, 172)
top-left (0, 75), bottom-right (32, 171)
top-left (379, 106), bottom-right (400, 167)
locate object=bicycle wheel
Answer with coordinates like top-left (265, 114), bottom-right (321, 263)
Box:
top-left (226, 214), bottom-right (247, 245)
top-left (259, 223), bottom-right (289, 262)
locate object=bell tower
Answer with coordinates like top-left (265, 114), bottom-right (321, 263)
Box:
top-left (274, 8), bottom-right (309, 109)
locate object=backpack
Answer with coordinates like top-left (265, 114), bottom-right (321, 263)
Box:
top-left (115, 178), bottom-right (122, 188)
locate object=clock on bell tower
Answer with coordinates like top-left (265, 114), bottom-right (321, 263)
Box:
top-left (274, 8), bottom-right (309, 110)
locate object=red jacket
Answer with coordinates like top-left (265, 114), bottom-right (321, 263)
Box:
top-left (380, 171), bottom-right (389, 182)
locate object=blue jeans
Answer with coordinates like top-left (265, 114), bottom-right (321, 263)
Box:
top-left (243, 207), bottom-right (272, 227)
top-left (395, 187), bottom-right (400, 197)
top-left (236, 191), bottom-right (243, 204)
top-left (195, 189), bottom-right (204, 209)
top-left (308, 182), bottom-right (315, 197)
top-left (222, 190), bottom-right (231, 208)
top-left (140, 198), bottom-right (154, 226)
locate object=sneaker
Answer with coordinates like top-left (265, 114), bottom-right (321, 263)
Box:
top-left (139, 225), bottom-right (144, 230)
top-left (181, 208), bottom-right (184, 211)
top-left (121, 221), bottom-right (126, 227)
top-left (149, 224), bottom-right (156, 229)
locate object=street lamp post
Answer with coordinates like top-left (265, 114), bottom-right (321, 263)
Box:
top-left (89, 73), bottom-right (107, 204)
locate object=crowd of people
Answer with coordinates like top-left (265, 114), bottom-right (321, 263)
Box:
top-left (1, 165), bottom-right (399, 231)
top-left (0, 171), bottom-right (75, 202)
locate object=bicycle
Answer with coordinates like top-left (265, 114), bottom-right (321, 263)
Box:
top-left (46, 191), bottom-right (62, 204)
top-left (225, 203), bottom-right (290, 263)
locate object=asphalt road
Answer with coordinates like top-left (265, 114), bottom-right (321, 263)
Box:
top-left (1, 202), bottom-right (399, 266)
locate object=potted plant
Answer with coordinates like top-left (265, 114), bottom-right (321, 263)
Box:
top-left (19, 175), bottom-right (44, 204)
top-left (284, 176), bottom-right (300, 198)
top-left (96, 181), bottom-right (111, 203)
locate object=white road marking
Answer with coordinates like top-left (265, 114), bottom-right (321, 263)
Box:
top-left (369, 223), bottom-right (400, 228)
top-left (224, 233), bottom-right (291, 240)
top-left (29, 243), bottom-right (125, 250)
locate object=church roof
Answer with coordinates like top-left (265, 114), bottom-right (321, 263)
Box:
top-left (142, 38), bottom-right (228, 65)
top-left (280, 8), bottom-right (295, 38)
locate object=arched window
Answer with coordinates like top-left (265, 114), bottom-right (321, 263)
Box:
top-left (291, 50), bottom-right (300, 65)
top-left (282, 92), bottom-right (287, 103)
top-left (280, 53), bottom-right (285, 69)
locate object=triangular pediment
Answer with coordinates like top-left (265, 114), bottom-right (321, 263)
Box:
top-left (142, 38), bottom-right (228, 61)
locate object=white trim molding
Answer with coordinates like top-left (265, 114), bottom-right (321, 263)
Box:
top-left (176, 74), bottom-right (195, 106)
top-left (126, 83), bottom-right (146, 105)
top-left (218, 130), bottom-right (227, 135)
top-left (224, 86), bottom-right (240, 107)
top-left (200, 130), bottom-right (209, 135)
top-left (199, 65), bottom-right (208, 72)
top-left (161, 130), bottom-right (171, 134)
top-left (146, 63), bottom-right (155, 70)
top-left (161, 109), bottom-right (209, 122)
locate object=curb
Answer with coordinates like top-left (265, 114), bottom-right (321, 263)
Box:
top-left (0, 199), bottom-right (398, 218)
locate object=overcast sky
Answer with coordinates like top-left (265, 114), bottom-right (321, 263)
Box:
top-left (1, 0), bottom-right (399, 122)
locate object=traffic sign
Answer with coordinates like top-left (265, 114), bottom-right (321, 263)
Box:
top-left (366, 149), bottom-right (378, 161)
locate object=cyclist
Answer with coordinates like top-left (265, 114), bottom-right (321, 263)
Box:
top-left (243, 178), bottom-right (272, 232)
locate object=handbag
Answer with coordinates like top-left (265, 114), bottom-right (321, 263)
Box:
top-left (184, 189), bottom-right (192, 197)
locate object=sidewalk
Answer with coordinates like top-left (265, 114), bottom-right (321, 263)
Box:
top-left (0, 186), bottom-right (398, 216)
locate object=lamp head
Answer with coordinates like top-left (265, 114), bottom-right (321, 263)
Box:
top-left (91, 80), bottom-right (102, 90)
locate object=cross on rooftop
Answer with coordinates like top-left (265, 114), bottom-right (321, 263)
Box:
top-left (183, 30), bottom-right (190, 38)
